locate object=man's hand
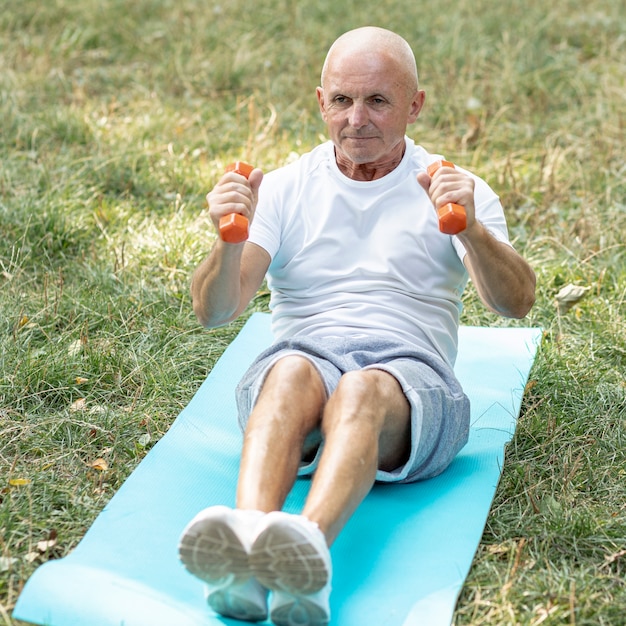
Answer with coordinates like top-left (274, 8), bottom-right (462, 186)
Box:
top-left (418, 165), bottom-right (535, 318)
top-left (191, 166), bottom-right (269, 328)
top-left (208, 167), bottom-right (264, 241)
top-left (417, 166), bottom-right (476, 232)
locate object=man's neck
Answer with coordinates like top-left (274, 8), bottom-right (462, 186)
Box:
top-left (335, 143), bottom-right (406, 181)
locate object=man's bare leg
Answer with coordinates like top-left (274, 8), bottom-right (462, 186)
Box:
top-left (302, 369), bottom-right (411, 545)
top-left (180, 355), bottom-right (327, 622)
top-left (236, 355), bottom-right (327, 512)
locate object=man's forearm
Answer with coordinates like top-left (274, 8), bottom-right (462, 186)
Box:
top-left (191, 241), bottom-right (245, 328)
top-left (459, 222), bottom-right (536, 319)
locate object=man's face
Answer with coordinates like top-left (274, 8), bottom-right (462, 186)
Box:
top-left (316, 51), bottom-right (424, 168)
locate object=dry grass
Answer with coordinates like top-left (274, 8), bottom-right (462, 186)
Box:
top-left (1, 0), bottom-right (625, 624)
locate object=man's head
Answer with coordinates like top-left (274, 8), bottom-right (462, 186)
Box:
top-left (316, 27), bottom-right (425, 178)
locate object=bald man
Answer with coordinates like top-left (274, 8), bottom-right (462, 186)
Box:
top-left (179, 27), bottom-right (535, 626)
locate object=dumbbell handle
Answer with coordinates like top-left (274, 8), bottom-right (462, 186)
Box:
top-left (218, 161), bottom-right (255, 244)
top-left (426, 160), bottom-right (467, 235)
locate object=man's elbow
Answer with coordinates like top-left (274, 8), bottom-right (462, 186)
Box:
top-left (508, 290), bottom-right (536, 319)
top-left (503, 276), bottom-right (537, 319)
top-left (192, 299), bottom-right (212, 328)
top-left (192, 298), bottom-right (237, 329)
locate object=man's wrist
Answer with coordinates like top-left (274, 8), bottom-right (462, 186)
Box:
top-left (456, 218), bottom-right (486, 247)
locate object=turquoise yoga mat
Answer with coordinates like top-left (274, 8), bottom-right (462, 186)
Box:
top-left (13, 313), bottom-right (542, 626)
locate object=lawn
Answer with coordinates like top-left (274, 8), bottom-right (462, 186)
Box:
top-left (1, 0), bottom-right (625, 624)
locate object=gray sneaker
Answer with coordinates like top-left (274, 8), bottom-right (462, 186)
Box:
top-left (269, 587), bottom-right (331, 626)
top-left (179, 505), bottom-right (268, 621)
top-left (206, 577), bottom-right (269, 622)
top-left (179, 505), bottom-right (262, 585)
top-left (249, 511), bottom-right (332, 595)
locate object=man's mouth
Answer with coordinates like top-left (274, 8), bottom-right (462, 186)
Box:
top-left (343, 135), bottom-right (377, 141)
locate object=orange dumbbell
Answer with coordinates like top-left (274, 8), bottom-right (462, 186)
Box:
top-left (426, 160), bottom-right (467, 235)
top-left (218, 161), bottom-right (255, 244)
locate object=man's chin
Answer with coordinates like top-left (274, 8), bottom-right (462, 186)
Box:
top-left (336, 145), bottom-right (380, 165)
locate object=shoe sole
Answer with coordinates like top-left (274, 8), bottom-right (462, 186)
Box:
top-left (179, 510), bottom-right (249, 585)
top-left (208, 586), bottom-right (268, 622)
top-left (271, 596), bottom-right (330, 626)
top-left (250, 519), bottom-right (330, 595)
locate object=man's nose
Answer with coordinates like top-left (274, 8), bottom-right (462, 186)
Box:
top-left (348, 102), bottom-right (369, 128)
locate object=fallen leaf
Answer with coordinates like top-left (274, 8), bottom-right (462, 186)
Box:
top-left (89, 458), bottom-right (109, 471)
top-left (75, 376), bottom-right (89, 384)
top-left (555, 283), bottom-right (591, 314)
top-left (0, 556), bottom-right (18, 572)
top-left (70, 398), bottom-right (87, 412)
top-left (487, 543), bottom-right (510, 556)
top-left (37, 537), bottom-right (57, 552)
top-left (525, 379), bottom-right (537, 393)
top-left (36, 530), bottom-right (58, 553)
top-left (9, 478), bottom-right (31, 486)
top-left (137, 433), bottom-right (151, 447)
top-left (67, 339), bottom-right (84, 357)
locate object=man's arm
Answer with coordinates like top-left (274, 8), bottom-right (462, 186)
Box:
top-left (417, 166), bottom-right (536, 319)
top-left (191, 240), bottom-right (270, 327)
top-left (458, 224), bottom-right (536, 318)
top-left (191, 167), bottom-right (271, 328)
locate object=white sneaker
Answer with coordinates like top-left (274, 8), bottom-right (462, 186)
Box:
top-left (249, 511), bottom-right (332, 595)
top-left (269, 587), bottom-right (331, 626)
top-left (206, 577), bottom-right (268, 622)
top-left (179, 505), bottom-right (263, 585)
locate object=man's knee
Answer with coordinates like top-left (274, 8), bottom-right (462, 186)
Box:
top-left (264, 355), bottom-right (324, 394)
top-left (324, 369), bottom-right (411, 466)
top-left (333, 369), bottom-right (406, 411)
top-left (251, 355), bottom-right (326, 431)
top-left (324, 370), bottom-right (402, 428)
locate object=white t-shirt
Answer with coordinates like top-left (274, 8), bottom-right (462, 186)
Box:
top-left (249, 137), bottom-right (511, 366)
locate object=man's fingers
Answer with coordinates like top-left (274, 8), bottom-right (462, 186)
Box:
top-left (248, 168), bottom-right (264, 192)
top-left (416, 171), bottom-right (431, 194)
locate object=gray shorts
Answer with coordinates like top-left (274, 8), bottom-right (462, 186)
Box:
top-left (235, 335), bottom-right (470, 484)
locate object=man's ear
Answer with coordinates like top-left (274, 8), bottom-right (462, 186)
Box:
top-left (316, 87), bottom-right (328, 121)
top-left (408, 90), bottom-right (426, 123)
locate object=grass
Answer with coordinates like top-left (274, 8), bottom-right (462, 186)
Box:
top-left (1, 0), bottom-right (625, 624)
